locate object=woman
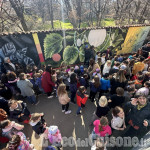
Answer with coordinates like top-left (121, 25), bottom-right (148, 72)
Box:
top-left (88, 59), bottom-right (100, 75)
top-left (41, 65), bottom-right (55, 98)
top-left (110, 70), bottom-right (127, 95)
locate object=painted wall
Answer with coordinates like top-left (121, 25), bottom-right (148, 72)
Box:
top-left (0, 26), bottom-right (149, 69)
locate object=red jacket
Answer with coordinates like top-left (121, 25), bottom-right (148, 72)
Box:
top-left (41, 72), bottom-right (55, 93)
top-left (76, 91), bottom-right (88, 107)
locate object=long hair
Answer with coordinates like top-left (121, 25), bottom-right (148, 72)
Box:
top-left (70, 73), bottom-right (77, 84)
top-left (116, 70), bottom-right (126, 83)
top-left (89, 59), bottom-right (95, 67)
top-left (99, 117), bottom-right (108, 132)
top-left (57, 84), bottom-right (67, 97)
top-left (93, 75), bottom-right (100, 88)
top-left (46, 65), bottom-right (52, 74)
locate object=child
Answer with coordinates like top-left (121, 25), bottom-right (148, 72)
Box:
top-left (89, 75), bottom-right (101, 102)
top-left (92, 68), bottom-right (101, 80)
top-left (99, 73), bottom-right (110, 98)
top-left (136, 81), bottom-right (150, 96)
top-left (63, 72), bottom-right (70, 91)
top-left (70, 73), bottom-right (78, 104)
top-left (57, 84), bottom-right (71, 114)
top-left (0, 119), bottom-right (24, 139)
top-left (76, 86), bottom-right (88, 115)
top-left (79, 73), bottom-right (89, 89)
top-left (90, 96), bottom-right (110, 125)
top-left (29, 113), bottom-right (48, 139)
top-left (17, 73), bottom-right (37, 104)
top-left (7, 133), bottom-right (35, 150)
top-left (109, 87), bottom-right (125, 108)
top-left (9, 100), bottom-right (30, 123)
top-left (35, 73), bottom-right (45, 93)
top-left (92, 117), bottom-right (111, 140)
top-left (102, 60), bottom-right (111, 75)
top-left (111, 106), bottom-right (126, 131)
top-left (48, 125), bottom-right (62, 148)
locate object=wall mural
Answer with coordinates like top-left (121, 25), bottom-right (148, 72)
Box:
top-left (117, 26), bottom-right (150, 54)
top-left (0, 26), bottom-right (149, 69)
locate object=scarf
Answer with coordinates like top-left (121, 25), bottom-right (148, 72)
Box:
top-left (137, 103), bottom-right (147, 110)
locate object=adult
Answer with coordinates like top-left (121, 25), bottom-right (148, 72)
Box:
top-left (124, 94), bottom-right (150, 138)
top-left (87, 59), bottom-right (100, 75)
top-left (84, 45), bottom-right (91, 67)
top-left (105, 47), bottom-right (112, 60)
top-left (4, 57), bottom-right (16, 73)
top-left (41, 65), bottom-right (55, 98)
top-left (132, 56), bottom-right (145, 75)
top-left (110, 70), bottom-right (127, 95)
top-left (90, 45), bottom-right (96, 60)
top-left (142, 41), bottom-right (150, 58)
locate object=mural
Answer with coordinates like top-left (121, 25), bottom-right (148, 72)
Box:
top-left (36, 28), bottom-right (128, 67)
top-left (117, 26), bottom-right (150, 54)
top-left (0, 26), bottom-right (149, 70)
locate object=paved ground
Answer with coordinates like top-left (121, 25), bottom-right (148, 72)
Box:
top-left (1, 93), bottom-right (150, 150)
top-left (23, 93), bottom-right (97, 150)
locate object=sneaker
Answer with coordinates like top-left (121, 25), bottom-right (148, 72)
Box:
top-left (76, 112), bottom-right (81, 116)
top-left (34, 100), bottom-right (40, 105)
top-left (65, 110), bottom-right (71, 114)
top-left (47, 96), bottom-right (53, 99)
top-left (70, 101), bottom-right (76, 104)
top-left (62, 110), bottom-right (65, 112)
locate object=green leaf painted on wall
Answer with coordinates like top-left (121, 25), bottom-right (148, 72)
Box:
top-left (63, 46), bottom-right (79, 65)
top-left (44, 33), bottom-right (63, 59)
top-left (79, 45), bottom-right (85, 62)
top-left (66, 36), bottom-right (74, 46)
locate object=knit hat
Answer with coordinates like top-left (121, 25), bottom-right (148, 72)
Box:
top-left (48, 126), bottom-right (58, 135)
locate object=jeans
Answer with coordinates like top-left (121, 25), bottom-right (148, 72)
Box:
top-left (27, 95), bottom-right (36, 104)
top-left (62, 103), bottom-right (69, 111)
top-left (71, 92), bottom-right (76, 103)
top-left (76, 106), bottom-right (81, 114)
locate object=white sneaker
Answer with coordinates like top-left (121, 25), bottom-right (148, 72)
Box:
top-left (65, 110), bottom-right (71, 114)
top-left (47, 96), bottom-right (53, 99)
top-left (62, 110), bottom-right (65, 112)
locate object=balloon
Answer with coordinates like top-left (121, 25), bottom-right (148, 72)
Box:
top-left (52, 53), bottom-right (61, 62)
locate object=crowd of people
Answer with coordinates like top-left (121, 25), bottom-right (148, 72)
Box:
top-left (0, 42), bottom-right (150, 150)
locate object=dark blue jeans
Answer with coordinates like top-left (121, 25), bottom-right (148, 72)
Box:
top-left (71, 92), bottom-right (76, 103)
top-left (27, 95), bottom-right (36, 104)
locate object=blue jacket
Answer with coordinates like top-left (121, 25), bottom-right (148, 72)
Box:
top-left (70, 83), bottom-right (77, 93)
top-left (90, 82), bottom-right (101, 93)
top-left (100, 78), bottom-right (110, 90)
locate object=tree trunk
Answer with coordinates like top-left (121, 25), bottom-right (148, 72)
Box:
top-left (9, 0), bottom-right (29, 32)
top-left (47, 0), bottom-right (54, 29)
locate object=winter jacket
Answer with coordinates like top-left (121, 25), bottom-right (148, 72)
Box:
top-left (58, 93), bottom-right (70, 105)
top-left (17, 79), bottom-right (34, 97)
top-left (125, 102), bottom-right (150, 129)
top-left (9, 101), bottom-right (30, 122)
top-left (100, 78), bottom-right (110, 91)
top-left (76, 91), bottom-right (88, 107)
top-left (93, 120), bottom-right (112, 137)
top-left (41, 72), bottom-right (55, 93)
top-left (90, 82), bottom-right (101, 93)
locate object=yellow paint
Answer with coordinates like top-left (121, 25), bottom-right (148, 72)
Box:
top-left (117, 27), bottom-right (142, 54)
top-left (32, 33), bottom-right (40, 45)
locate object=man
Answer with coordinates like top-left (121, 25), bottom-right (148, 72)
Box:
top-left (4, 57), bottom-right (16, 73)
top-left (105, 47), bottom-right (112, 60)
top-left (132, 56), bottom-right (145, 75)
top-left (142, 41), bottom-right (150, 58)
top-left (124, 94), bottom-right (150, 138)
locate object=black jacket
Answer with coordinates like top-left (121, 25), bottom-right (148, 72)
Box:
top-left (125, 102), bottom-right (150, 128)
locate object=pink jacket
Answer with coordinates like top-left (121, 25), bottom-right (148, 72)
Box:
top-left (93, 120), bottom-right (112, 137)
top-left (48, 130), bottom-right (62, 144)
top-left (58, 93), bottom-right (70, 105)
top-left (2, 121), bottom-right (24, 133)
